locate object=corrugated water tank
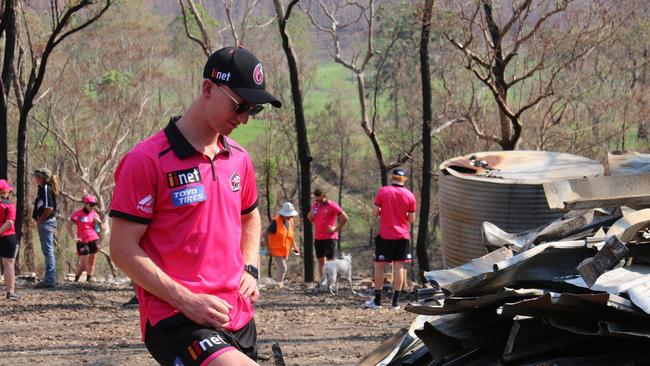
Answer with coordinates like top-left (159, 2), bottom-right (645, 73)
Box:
top-left (439, 151), bottom-right (603, 268)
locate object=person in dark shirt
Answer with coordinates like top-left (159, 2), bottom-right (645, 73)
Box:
top-left (32, 167), bottom-right (59, 288)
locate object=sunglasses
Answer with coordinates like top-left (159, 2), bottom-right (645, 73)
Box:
top-left (218, 85), bottom-right (265, 116)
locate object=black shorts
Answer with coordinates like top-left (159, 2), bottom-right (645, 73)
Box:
top-left (145, 313), bottom-right (257, 366)
top-left (375, 236), bottom-right (412, 262)
top-left (0, 235), bottom-right (18, 259)
top-left (76, 241), bottom-right (98, 256)
top-left (314, 239), bottom-right (336, 260)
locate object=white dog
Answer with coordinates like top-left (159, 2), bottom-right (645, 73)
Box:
top-left (321, 253), bottom-right (356, 295)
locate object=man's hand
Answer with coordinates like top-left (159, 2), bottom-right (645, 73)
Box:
top-left (327, 225), bottom-right (337, 233)
top-left (177, 292), bottom-right (233, 330)
top-left (239, 271), bottom-right (259, 303)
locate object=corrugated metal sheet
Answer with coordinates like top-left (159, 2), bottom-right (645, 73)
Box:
top-left (439, 151), bottom-right (603, 268)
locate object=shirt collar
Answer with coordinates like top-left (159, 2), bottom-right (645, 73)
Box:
top-left (164, 116), bottom-right (232, 160)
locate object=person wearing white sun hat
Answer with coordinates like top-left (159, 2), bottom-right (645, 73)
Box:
top-left (265, 202), bottom-right (300, 284)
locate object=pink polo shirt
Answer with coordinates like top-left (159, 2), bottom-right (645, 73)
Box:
top-left (0, 199), bottom-right (16, 237)
top-left (374, 184), bottom-right (416, 240)
top-left (109, 117), bottom-right (258, 339)
top-left (70, 208), bottom-right (100, 243)
top-left (311, 200), bottom-right (343, 240)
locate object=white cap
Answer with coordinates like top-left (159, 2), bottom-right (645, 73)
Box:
top-left (278, 202), bottom-right (298, 217)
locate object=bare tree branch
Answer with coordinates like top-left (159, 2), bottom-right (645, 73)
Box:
top-left (179, 0), bottom-right (212, 57)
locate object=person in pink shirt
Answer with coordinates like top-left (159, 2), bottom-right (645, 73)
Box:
top-left (307, 189), bottom-right (348, 282)
top-left (0, 179), bottom-right (19, 300)
top-left (109, 46), bottom-right (280, 366)
top-left (67, 195), bottom-right (104, 283)
top-left (364, 168), bottom-right (416, 310)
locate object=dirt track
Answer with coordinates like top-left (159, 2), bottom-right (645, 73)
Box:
top-left (0, 279), bottom-right (415, 366)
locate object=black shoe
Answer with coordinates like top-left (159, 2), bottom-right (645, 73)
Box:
top-left (122, 296), bottom-right (139, 308)
top-left (34, 282), bottom-right (56, 289)
top-left (6, 292), bottom-right (19, 301)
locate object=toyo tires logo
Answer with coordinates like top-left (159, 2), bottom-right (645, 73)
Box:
top-left (171, 186), bottom-right (206, 207)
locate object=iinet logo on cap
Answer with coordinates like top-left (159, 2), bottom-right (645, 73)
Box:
top-left (136, 194), bottom-right (154, 214)
top-left (211, 68), bottom-right (231, 82)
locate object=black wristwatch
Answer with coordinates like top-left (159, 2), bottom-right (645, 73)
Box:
top-left (244, 264), bottom-right (259, 280)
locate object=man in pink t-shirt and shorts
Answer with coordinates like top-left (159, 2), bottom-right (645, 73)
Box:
top-left (307, 189), bottom-right (348, 281)
top-left (364, 168), bottom-right (416, 310)
top-left (109, 47), bottom-right (280, 366)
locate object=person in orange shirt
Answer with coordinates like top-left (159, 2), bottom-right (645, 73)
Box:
top-left (265, 202), bottom-right (299, 284)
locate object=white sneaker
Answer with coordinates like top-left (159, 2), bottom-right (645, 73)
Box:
top-left (363, 300), bottom-right (382, 309)
top-left (391, 305), bottom-right (400, 310)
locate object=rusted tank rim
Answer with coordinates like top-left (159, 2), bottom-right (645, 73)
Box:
top-left (440, 151), bottom-right (604, 185)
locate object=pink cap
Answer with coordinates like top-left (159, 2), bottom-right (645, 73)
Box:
top-left (82, 195), bottom-right (98, 204)
top-left (0, 179), bottom-right (13, 191)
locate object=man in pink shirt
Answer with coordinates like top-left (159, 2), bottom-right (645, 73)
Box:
top-left (307, 189), bottom-right (348, 281)
top-left (109, 47), bottom-right (280, 366)
top-left (364, 168), bottom-right (416, 310)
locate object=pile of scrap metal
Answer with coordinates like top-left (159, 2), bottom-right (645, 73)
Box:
top-left (361, 174), bottom-right (650, 366)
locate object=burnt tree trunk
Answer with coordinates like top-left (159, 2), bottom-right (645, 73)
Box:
top-left (416, 0), bottom-right (434, 280)
top-left (14, 103), bottom-right (28, 242)
top-left (274, 0), bottom-right (314, 282)
top-left (0, 0), bottom-right (17, 179)
top-left (337, 151), bottom-right (344, 255)
top-left (14, 0), bottom-right (112, 243)
top-left (264, 160), bottom-right (273, 222)
top-left (355, 73), bottom-right (389, 187)
top-left (481, 0), bottom-right (521, 150)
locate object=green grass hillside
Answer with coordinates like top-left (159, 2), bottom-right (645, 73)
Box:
top-left (232, 63), bottom-right (358, 149)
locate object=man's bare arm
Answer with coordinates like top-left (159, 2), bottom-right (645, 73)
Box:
top-left (110, 217), bottom-right (232, 329)
top-left (239, 208), bottom-right (261, 302)
top-left (407, 212), bottom-right (416, 223)
top-left (335, 211), bottom-right (349, 231)
top-left (36, 207), bottom-right (53, 226)
top-left (66, 221), bottom-right (78, 241)
top-left (0, 219), bottom-right (13, 234)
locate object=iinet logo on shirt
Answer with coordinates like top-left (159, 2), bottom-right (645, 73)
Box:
top-left (136, 194), bottom-right (154, 214)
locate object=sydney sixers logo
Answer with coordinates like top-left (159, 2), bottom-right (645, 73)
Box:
top-left (230, 172), bottom-right (241, 192)
top-left (253, 63), bottom-right (264, 86)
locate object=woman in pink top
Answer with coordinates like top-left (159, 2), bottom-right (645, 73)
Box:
top-left (0, 179), bottom-right (19, 300)
top-left (67, 195), bottom-right (104, 282)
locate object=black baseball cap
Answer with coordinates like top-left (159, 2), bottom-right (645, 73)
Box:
top-left (392, 167), bottom-right (407, 177)
top-left (203, 46), bottom-right (281, 108)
